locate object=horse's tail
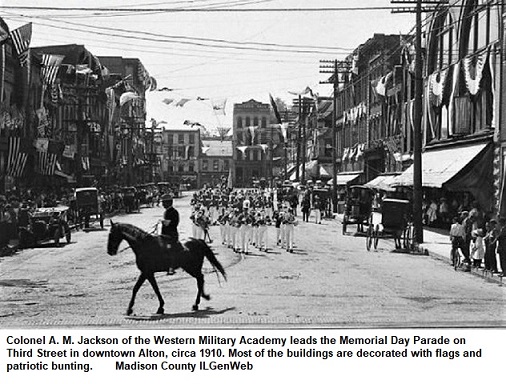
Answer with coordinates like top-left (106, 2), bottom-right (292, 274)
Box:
top-left (192, 239), bottom-right (227, 281)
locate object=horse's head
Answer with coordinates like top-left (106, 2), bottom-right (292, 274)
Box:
top-left (107, 220), bottom-right (122, 255)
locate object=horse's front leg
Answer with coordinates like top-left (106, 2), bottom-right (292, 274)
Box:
top-left (127, 274), bottom-right (147, 316)
top-left (146, 274), bottom-right (165, 315)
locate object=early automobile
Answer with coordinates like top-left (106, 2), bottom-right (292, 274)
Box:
top-left (74, 187), bottom-right (104, 229)
top-left (19, 206), bottom-right (71, 247)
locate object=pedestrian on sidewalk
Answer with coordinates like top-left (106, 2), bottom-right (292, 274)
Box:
top-left (484, 219), bottom-right (498, 273)
top-left (496, 217), bottom-right (506, 276)
top-left (450, 216), bottom-right (466, 266)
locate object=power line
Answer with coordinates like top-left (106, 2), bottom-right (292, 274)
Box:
top-left (1, 11), bottom-right (354, 55)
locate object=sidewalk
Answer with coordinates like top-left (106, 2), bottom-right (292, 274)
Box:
top-left (419, 227), bottom-right (504, 285)
top-left (334, 213), bottom-right (504, 285)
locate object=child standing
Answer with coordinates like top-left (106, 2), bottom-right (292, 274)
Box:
top-left (470, 229), bottom-right (485, 268)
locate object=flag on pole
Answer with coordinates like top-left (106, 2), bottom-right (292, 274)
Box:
top-left (269, 94), bottom-right (282, 124)
top-left (10, 23), bottom-right (32, 66)
top-left (7, 137), bottom-right (29, 177)
top-left (41, 54), bottom-right (65, 86)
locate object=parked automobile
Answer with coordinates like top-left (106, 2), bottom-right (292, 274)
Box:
top-left (19, 206), bottom-right (71, 247)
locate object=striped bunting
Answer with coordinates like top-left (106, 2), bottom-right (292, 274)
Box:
top-left (7, 137), bottom-right (28, 177)
top-left (36, 150), bottom-right (57, 176)
top-left (10, 23), bottom-right (32, 66)
top-left (41, 54), bottom-right (65, 86)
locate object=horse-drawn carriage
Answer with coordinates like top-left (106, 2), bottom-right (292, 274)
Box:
top-left (365, 198), bottom-right (414, 251)
top-left (121, 187), bottom-right (140, 213)
top-left (73, 187), bottom-right (104, 229)
top-left (342, 185), bottom-right (375, 235)
top-left (19, 206), bottom-right (71, 247)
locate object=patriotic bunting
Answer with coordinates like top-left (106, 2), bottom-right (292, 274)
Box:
top-left (212, 99), bottom-right (227, 114)
top-left (248, 126), bottom-right (257, 145)
top-left (10, 23), bottom-right (32, 66)
top-left (175, 98), bottom-right (191, 107)
top-left (463, 49), bottom-right (488, 96)
top-left (120, 91), bottom-right (140, 107)
top-left (237, 146), bottom-right (248, 155)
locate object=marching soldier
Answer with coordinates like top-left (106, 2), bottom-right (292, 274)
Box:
top-left (283, 207), bottom-right (297, 253)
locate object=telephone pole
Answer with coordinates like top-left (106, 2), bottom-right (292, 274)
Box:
top-left (320, 59), bottom-right (351, 213)
top-left (391, 0), bottom-right (445, 243)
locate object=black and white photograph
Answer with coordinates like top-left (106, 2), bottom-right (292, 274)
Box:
top-left (0, 0), bottom-right (505, 382)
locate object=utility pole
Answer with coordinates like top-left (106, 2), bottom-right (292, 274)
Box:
top-left (295, 94), bottom-right (302, 182)
top-left (320, 59), bottom-right (351, 213)
top-left (391, 0), bottom-right (444, 243)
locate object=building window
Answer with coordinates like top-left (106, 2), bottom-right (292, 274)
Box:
top-left (245, 117), bottom-right (251, 127)
top-left (177, 146), bottom-right (185, 159)
top-left (237, 117), bottom-right (243, 128)
top-left (188, 146), bottom-right (194, 158)
top-left (261, 117), bottom-right (267, 128)
top-left (253, 117), bottom-right (259, 126)
top-left (224, 159), bottom-right (229, 170)
top-left (178, 134), bottom-right (184, 144)
top-left (202, 159), bottom-right (208, 171)
top-left (178, 164), bottom-right (184, 172)
top-left (237, 132), bottom-right (243, 144)
top-left (189, 134), bottom-right (195, 144)
top-left (213, 160), bottom-right (219, 171)
top-left (189, 162), bottom-right (194, 172)
top-left (167, 134), bottom-right (173, 144)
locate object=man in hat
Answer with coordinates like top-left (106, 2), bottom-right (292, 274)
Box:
top-left (160, 194), bottom-right (181, 275)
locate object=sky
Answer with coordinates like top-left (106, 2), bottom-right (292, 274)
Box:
top-left (0, 0), bottom-right (417, 132)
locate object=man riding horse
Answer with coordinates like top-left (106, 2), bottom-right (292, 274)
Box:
top-left (160, 193), bottom-right (183, 275)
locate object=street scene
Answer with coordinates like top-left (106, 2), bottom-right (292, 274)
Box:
top-left (0, 0), bottom-right (506, 331)
top-left (0, 192), bottom-right (504, 328)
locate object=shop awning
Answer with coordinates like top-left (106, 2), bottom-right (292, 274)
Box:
top-left (327, 171), bottom-right (362, 186)
top-left (364, 173), bottom-right (400, 191)
top-left (391, 142), bottom-right (491, 189)
top-left (289, 160), bottom-right (318, 181)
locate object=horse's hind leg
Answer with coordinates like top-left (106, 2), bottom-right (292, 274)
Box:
top-left (193, 273), bottom-right (210, 311)
top-left (146, 274), bottom-right (165, 315)
top-left (127, 274), bottom-right (147, 316)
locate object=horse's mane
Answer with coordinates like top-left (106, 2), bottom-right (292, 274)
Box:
top-left (117, 222), bottom-right (152, 241)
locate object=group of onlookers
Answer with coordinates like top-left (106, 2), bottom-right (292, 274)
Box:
top-left (449, 202), bottom-right (505, 275)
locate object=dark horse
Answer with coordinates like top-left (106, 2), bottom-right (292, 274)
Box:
top-left (107, 221), bottom-right (226, 315)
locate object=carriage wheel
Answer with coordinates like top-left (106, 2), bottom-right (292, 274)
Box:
top-left (366, 226), bottom-right (373, 251)
top-left (403, 224), bottom-right (415, 251)
top-left (373, 226), bottom-right (379, 250)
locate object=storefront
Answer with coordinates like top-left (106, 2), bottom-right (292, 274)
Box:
top-left (392, 140), bottom-right (494, 215)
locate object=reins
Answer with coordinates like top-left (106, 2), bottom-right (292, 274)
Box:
top-left (117, 223), bottom-right (159, 254)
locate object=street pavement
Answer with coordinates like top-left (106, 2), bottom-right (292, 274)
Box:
top-left (0, 193), bottom-right (504, 328)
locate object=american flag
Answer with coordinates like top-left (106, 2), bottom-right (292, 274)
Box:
top-left (7, 137), bottom-right (28, 177)
top-left (36, 150), bottom-right (57, 175)
top-left (10, 23), bottom-right (32, 66)
top-left (41, 54), bottom-right (65, 86)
